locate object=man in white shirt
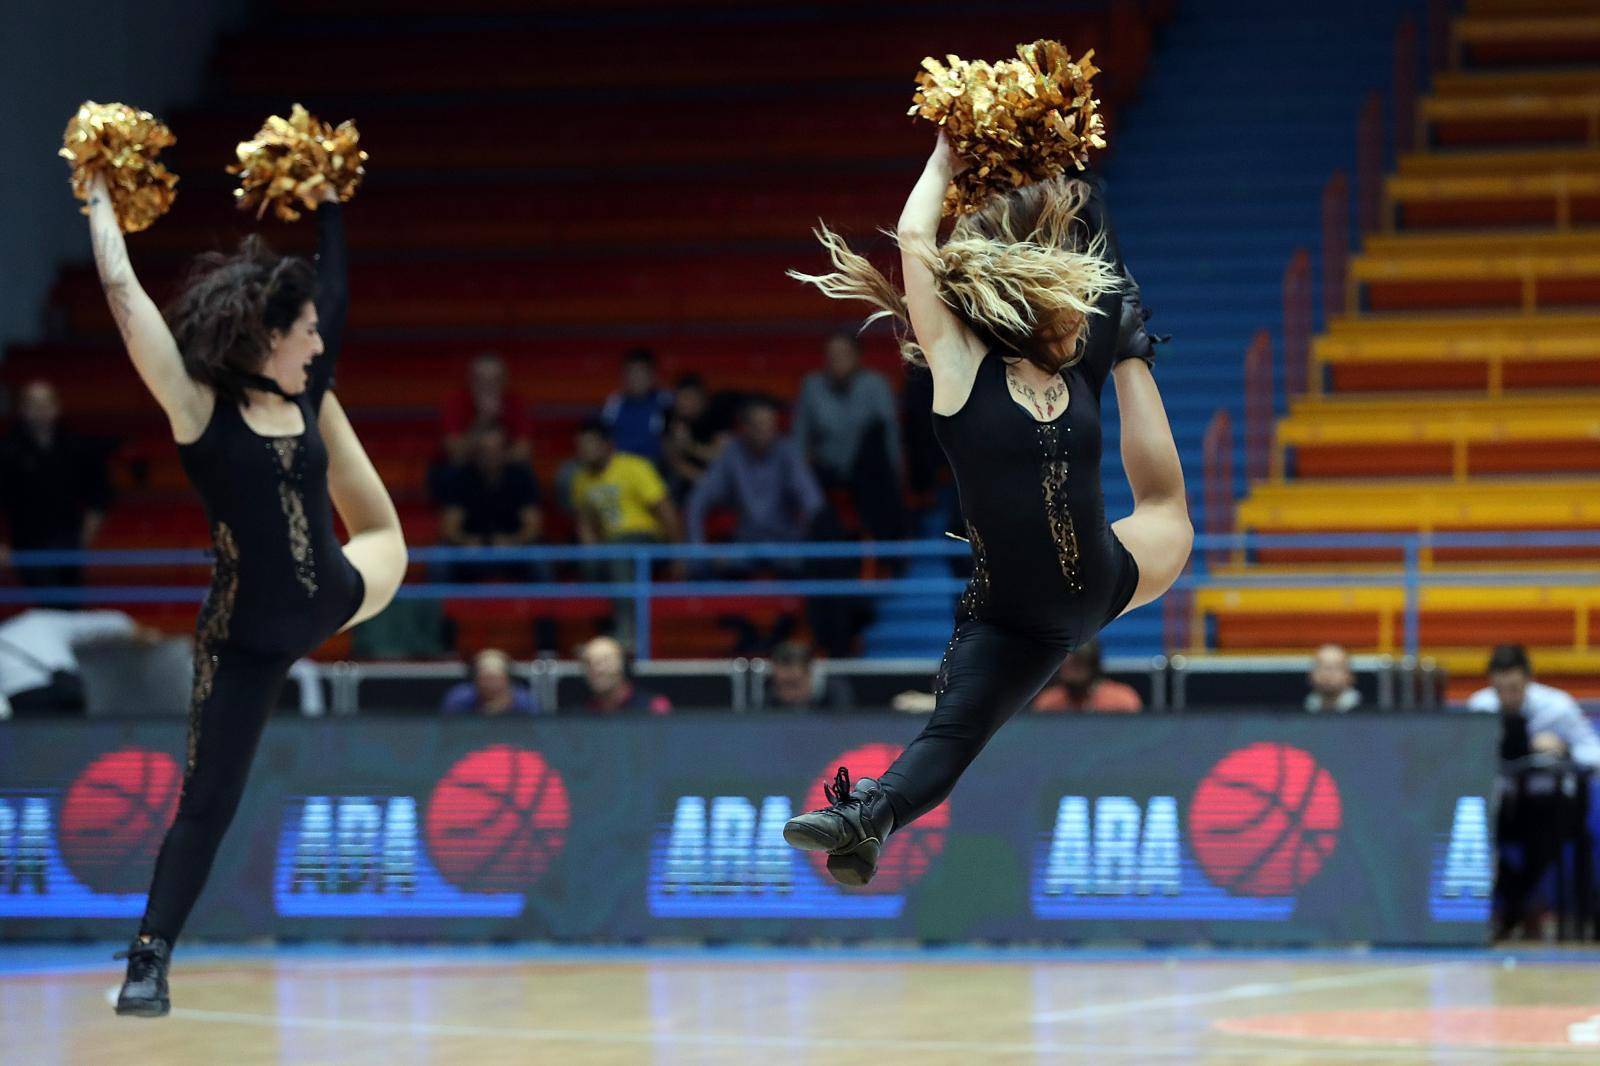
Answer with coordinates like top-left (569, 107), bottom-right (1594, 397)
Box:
top-left (0, 609), bottom-right (159, 718)
top-left (1463, 644), bottom-right (1600, 769)
top-left (1462, 644), bottom-right (1597, 939)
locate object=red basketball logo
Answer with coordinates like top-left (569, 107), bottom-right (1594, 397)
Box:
top-left (424, 745), bottom-right (570, 893)
top-left (1187, 742), bottom-right (1342, 897)
top-left (58, 748), bottom-right (182, 894)
top-left (802, 743), bottom-right (948, 894)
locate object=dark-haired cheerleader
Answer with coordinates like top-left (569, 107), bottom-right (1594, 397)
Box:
top-left (83, 172), bottom-right (407, 1015)
top-left (783, 133), bottom-right (1192, 884)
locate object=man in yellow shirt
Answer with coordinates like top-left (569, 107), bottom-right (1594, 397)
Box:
top-left (571, 419), bottom-right (681, 645)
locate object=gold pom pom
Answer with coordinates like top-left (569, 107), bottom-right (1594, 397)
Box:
top-left (908, 39), bottom-right (1106, 216)
top-left (59, 101), bottom-right (180, 234)
top-left (229, 104), bottom-right (367, 222)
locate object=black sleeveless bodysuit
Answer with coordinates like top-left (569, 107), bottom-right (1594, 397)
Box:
top-left (137, 203), bottom-right (369, 946)
top-left (932, 339), bottom-right (1138, 647)
top-left (177, 205), bottom-right (364, 659)
top-left (873, 172), bottom-right (1148, 830)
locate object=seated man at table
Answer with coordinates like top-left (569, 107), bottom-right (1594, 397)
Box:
top-left (440, 648), bottom-right (542, 717)
top-left (1030, 640), bottom-right (1142, 713)
top-left (1463, 644), bottom-right (1599, 938)
top-left (574, 636), bottom-right (671, 715)
top-left (764, 641), bottom-right (855, 713)
top-left (1464, 644), bottom-right (1599, 767)
top-left (1305, 643), bottom-right (1362, 714)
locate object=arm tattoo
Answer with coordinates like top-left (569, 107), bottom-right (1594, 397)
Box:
top-left (89, 211), bottom-right (136, 341)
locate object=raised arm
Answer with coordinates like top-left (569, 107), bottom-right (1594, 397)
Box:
top-left (895, 136), bottom-right (985, 406)
top-left (307, 191), bottom-right (348, 410)
top-left (85, 173), bottom-right (209, 440)
top-left (1077, 170), bottom-right (1163, 393)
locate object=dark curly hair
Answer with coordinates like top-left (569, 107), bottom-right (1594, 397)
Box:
top-left (165, 235), bottom-right (317, 406)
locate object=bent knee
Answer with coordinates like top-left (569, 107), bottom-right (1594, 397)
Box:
top-left (1115, 504), bottom-right (1192, 609)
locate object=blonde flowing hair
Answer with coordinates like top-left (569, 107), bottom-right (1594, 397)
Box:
top-left (786, 175), bottom-right (1122, 372)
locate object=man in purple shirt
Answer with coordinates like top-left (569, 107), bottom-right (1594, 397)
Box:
top-left (686, 396), bottom-right (824, 552)
top-left (440, 648), bottom-right (543, 716)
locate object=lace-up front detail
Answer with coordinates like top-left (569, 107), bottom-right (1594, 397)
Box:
top-left (824, 766), bottom-right (855, 807)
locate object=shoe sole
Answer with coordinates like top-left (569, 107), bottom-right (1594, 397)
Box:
top-left (785, 821), bottom-right (882, 887)
top-left (825, 850), bottom-right (877, 887)
top-left (782, 820), bottom-right (842, 852)
top-left (115, 999), bottom-right (170, 1018)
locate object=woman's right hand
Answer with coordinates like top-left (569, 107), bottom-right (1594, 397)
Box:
top-left (931, 131), bottom-right (968, 177)
top-left (86, 169), bottom-right (110, 204)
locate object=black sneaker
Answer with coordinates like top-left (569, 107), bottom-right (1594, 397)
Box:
top-left (784, 767), bottom-right (896, 887)
top-left (114, 937), bottom-right (171, 1018)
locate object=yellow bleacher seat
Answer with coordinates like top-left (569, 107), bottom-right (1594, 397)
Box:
top-left (1384, 170), bottom-right (1600, 230)
top-left (1398, 147), bottom-right (1600, 177)
top-left (1362, 231), bottom-right (1600, 256)
top-left (1237, 477), bottom-right (1600, 532)
top-left (1273, 393), bottom-right (1600, 480)
top-left (1313, 313), bottom-right (1600, 395)
top-left (1431, 69), bottom-right (1600, 98)
top-left (1194, 583), bottom-right (1600, 655)
top-left (1349, 239), bottom-right (1600, 311)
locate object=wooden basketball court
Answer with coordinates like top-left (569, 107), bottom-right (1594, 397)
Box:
top-left (8, 945), bottom-right (1600, 1064)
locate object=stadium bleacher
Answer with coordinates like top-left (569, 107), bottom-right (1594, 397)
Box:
top-left (1198, 0), bottom-right (1600, 698)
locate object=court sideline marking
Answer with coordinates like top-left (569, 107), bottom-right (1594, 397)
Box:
top-left (1029, 962), bottom-right (1440, 1022)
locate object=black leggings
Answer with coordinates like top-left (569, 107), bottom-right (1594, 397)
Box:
top-left (139, 647), bottom-right (292, 943)
top-left (879, 620), bottom-right (1071, 826)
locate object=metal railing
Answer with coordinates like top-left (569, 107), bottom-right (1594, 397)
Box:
top-left (260, 652), bottom-right (1447, 716)
top-left (1320, 170), bottom-right (1350, 328)
top-left (8, 532), bottom-right (1600, 663)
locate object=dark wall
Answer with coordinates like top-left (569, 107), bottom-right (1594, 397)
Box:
top-left (0, 0), bottom-right (249, 353)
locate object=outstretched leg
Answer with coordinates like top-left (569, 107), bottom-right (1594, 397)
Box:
top-left (786, 621), bottom-right (1067, 885)
top-left (1108, 359), bottom-right (1192, 615)
top-left (878, 621), bottom-right (1069, 825)
top-left (321, 393), bottom-right (408, 628)
top-left (118, 649), bottom-right (289, 1017)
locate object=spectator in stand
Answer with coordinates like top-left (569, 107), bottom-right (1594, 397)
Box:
top-left (1305, 643), bottom-right (1361, 713)
top-left (437, 425), bottom-right (543, 581)
top-left (662, 373), bottom-right (722, 505)
top-left (440, 648), bottom-right (542, 716)
top-left (600, 347), bottom-right (673, 463)
top-left (574, 635), bottom-right (671, 715)
top-left (571, 418), bottom-right (681, 643)
top-left (686, 396), bottom-right (824, 555)
top-left (1462, 644), bottom-right (1600, 939)
top-left (793, 332), bottom-right (905, 539)
top-left (1030, 639), bottom-right (1142, 713)
top-left (764, 641), bottom-right (856, 712)
top-left (1465, 644), bottom-right (1599, 766)
top-left (0, 381), bottom-right (111, 591)
top-left (0, 608), bottom-right (162, 717)
top-left (439, 351), bottom-right (533, 467)
top-left (572, 417), bottom-right (680, 549)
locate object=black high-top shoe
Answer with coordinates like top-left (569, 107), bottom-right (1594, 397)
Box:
top-left (114, 936), bottom-right (171, 1017)
top-left (784, 767), bottom-right (897, 887)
